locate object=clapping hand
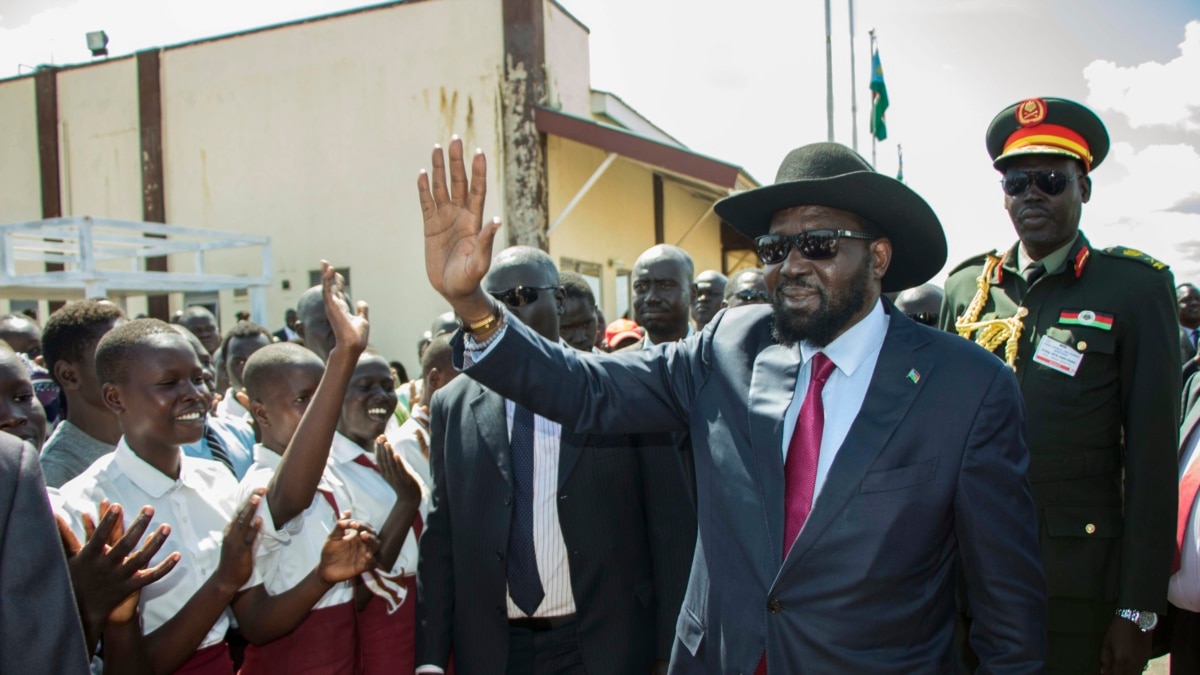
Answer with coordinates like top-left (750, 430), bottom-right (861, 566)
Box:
top-left (215, 489), bottom-right (264, 593)
top-left (321, 260), bottom-right (369, 355)
top-left (418, 136), bottom-right (500, 310)
top-left (55, 501), bottom-right (179, 649)
top-left (374, 436), bottom-right (422, 506)
top-left (318, 515), bottom-right (380, 584)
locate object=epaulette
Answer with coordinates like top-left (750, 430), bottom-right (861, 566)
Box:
top-left (947, 251), bottom-right (998, 278)
top-left (1099, 246), bottom-right (1170, 272)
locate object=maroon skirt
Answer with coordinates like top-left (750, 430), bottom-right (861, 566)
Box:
top-left (238, 602), bottom-right (357, 675)
top-left (177, 642), bottom-right (234, 675)
top-left (356, 576), bottom-right (416, 675)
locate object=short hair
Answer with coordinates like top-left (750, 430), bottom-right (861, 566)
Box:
top-left (296, 286), bottom-right (324, 318)
top-left (41, 300), bottom-right (126, 384)
top-left (182, 305), bottom-right (215, 322)
top-left (389, 360), bottom-right (409, 383)
top-left (242, 342), bottom-right (324, 402)
top-left (635, 244), bottom-right (695, 281)
top-left (559, 271), bottom-right (595, 306)
top-left (725, 268), bottom-right (766, 300)
top-left (420, 334), bottom-right (454, 379)
top-left (490, 246), bottom-right (558, 285)
top-left (95, 319), bottom-right (183, 385)
top-left (0, 313), bottom-right (36, 328)
top-left (218, 320), bottom-right (273, 356)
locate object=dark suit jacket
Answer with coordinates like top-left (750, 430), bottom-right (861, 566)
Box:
top-left (416, 376), bottom-right (695, 674)
top-left (273, 327), bottom-right (290, 343)
top-left (457, 303), bottom-right (1047, 674)
top-left (0, 434), bottom-right (90, 673)
top-left (1183, 326), bottom-right (1197, 364)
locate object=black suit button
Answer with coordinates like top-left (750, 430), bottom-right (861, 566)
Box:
top-left (767, 600), bottom-right (782, 613)
top-left (496, 551), bottom-right (504, 561)
top-left (559, 493), bottom-right (567, 500)
top-left (504, 495), bottom-right (512, 506)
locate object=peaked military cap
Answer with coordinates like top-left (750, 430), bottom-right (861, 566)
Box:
top-left (986, 97), bottom-right (1110, 172)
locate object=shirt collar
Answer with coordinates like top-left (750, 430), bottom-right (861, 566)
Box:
top-left (113, 438), bottom-right (190, 498)
top-left (799, 299), bottom-right (888, 378)
top-left (642, 326), bottom-right (695, 349)
top-left (328, 431), bottom-right (370, 465)
top-left (1017, 232), bottom-right (1080, 274)
top-left (252, 443), bottom-right (282, 470)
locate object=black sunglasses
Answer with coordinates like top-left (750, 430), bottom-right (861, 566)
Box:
top-left (1000, 170), bottom-right (1081, 197)
top-left (906, 312), bottom-right (939, 327)
top-left (735, 289), bottom-right (770, 303)
top-left (488, 285), bottom-right (558, 308)
top-left (754, 229), bottom-right (876, 265)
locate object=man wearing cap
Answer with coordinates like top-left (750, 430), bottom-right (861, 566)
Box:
top-left (417, 138), bottom-right (1044, 673)
top-left (942, 97), bottom-right (1179, 674)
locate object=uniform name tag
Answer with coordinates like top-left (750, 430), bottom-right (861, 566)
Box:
top-left (1033, 335), bottom-right (1083, 376)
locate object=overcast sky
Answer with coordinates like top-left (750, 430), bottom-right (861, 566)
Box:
top-left (2, 0), bottom-right (1198, 282)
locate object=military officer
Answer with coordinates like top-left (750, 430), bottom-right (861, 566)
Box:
top-left (941, 97), bottom-right (1179, 675)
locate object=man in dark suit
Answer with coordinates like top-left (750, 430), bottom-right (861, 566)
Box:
top-left (415, 246), bottom-right (693, 675)
top-left (1179, 284), bottom-right (1199, 376)
top-left (1166, 372), bottom-right (1200, 673)
top-left (272, 308), bottom-right (299, 343)
top-left (416, 139), bottom-right (1045, 673)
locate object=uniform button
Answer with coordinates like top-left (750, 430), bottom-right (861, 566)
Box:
top-left (496, 551), bottom-right (504, 561)
top-left (1085, 523), bottom-right (1096, 534)
top-left (504, 495), bottom-right (512, 506)
top-left (1077, 341), bottom-right (1088, 351)
top-left (767, 599), bottom-right (782, 613)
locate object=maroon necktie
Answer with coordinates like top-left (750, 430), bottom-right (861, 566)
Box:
top-left (758, 353), bottom-right (837, 675)
top-left (783, 352), bottom-right (836, 559)
top-left (353, 454), bottom-right (424, 537)
top-left (1176, 457), bottom-right (1200, 574)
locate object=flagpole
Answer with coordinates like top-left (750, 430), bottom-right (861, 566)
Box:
top-left (848, 0), bottom-right (859, 152)
top-left (825, 0), bottom-right (834, 142)
top-left (869, 29), bottom-right (876, 167)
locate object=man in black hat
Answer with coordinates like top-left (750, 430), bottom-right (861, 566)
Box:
top-left (416, 138), bottom-right (1044, 673)
top-left (942, 97), bottom-right (1179, 675)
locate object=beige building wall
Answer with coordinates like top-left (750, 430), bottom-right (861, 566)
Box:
top-left (157, 0), bottom-right (505, 363)
top-left (544, 2), bottom-right (592, 118)
top-left (0, 78), bottom-right (41, 224)
top-left (661, 179), bottom-right (724, 276)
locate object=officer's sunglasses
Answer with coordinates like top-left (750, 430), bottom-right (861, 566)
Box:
top-left (735, 289), bottom-right (771, 303)
top-left (1000, 170), bottom-right (1081, 197)
top-left (488, 285), bottom-right (558, 308)
top-left (754, 229), bottom-right (877, 265)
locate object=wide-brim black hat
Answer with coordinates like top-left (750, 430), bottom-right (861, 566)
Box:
top-left (714, 142), bottom-right (946, 293)
top-left (986, 97), bottom-right (1109, 172)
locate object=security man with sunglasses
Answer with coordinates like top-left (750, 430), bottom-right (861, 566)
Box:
top-left (942, 97), bottom-right (1179, 675)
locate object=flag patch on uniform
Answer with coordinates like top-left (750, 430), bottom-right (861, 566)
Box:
top-left (1059, 309), bottom-right (1113, 331)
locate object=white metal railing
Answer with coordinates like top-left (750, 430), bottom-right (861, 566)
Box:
top-left (0, 216), bottom-right (272, 323)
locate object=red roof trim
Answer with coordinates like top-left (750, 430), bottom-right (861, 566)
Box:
top-left (535, 106), bottom-right (741, 188)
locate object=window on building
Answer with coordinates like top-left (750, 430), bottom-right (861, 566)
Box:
top-left (559, 258), bottom-right (602, 308)
top-left (308, 267), bottom-right (352, 300)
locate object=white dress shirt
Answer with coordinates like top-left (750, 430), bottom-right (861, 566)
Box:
top-left (1170, 425), bottom-right (1200, 611)
top-left (503, 400), bottom-right (577, 619)
top-left (325, 432), bottom-right (428, 578)
top-left (57, 439), bottom-right (240, 649)
top-left (216, 388), bottom-right (252, 422)
top-left (385, 414), bottom-right (434, 496)
top-left (781, 299), bottom-right (888, 512)
top-left (238, 445), bottom-right (354, 609)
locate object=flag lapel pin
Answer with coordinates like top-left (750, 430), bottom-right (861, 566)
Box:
top-left (907, 368), bottom-right (920, 384)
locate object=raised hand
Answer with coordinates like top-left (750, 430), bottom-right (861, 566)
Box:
top-left (321, 260), bottom-right (369, 354)
top-left (318, 515), bottom-right (380, 583)
top-left (418, 136), bottom-right (501, 310)
top-left (56, 502), bottom-right (180, 650)
top-left (375, 436), bottom-right (422, 506)
top-left (215, 489), bottom-right (264, 592)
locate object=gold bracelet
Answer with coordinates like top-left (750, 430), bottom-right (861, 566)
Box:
top-left (460, 302), bottom-right (502, 335)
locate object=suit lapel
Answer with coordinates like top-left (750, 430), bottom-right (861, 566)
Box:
top-left (778, 311), bottom-right (933, 578)
top-left (748, 341), bottom-right (802, 562)
top-left (557, 428), bottom-right (585, 490)
top-left (1181, 387), bottom-right (1200, 457)
top-left (469, 386), bottom-right (513, 488)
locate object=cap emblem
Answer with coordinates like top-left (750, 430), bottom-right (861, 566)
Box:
top-left (1016, 98), bottom-right (1047, 127)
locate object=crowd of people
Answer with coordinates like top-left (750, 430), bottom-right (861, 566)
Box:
top-left (1, 95), bottom-right (1198, 675)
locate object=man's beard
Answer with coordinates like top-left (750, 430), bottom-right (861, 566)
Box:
top-left (770, 256), bottom-right (872, 348)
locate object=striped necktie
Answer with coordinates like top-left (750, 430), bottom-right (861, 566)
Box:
top-left (203, 423), bottom-right (236, 475)
top-left (507, 404), bottom-right (544, 616)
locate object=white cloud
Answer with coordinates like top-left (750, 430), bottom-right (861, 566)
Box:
top-left (1083, 20), bottom-right (1200, 130)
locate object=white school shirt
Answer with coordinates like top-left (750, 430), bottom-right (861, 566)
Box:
top-left (782, 299), bottom-right (888, 515)
top-left (57, 439), bottom-right (240, 649)
top-left (216, 388), bottom-right (252, 423)
top-left (1170, 425), bottom-right (1200, 611)
top-left (325, 432), bottom-right (428, 578)
top-left (237, 445), bottom-right (354, 609)
top-left (502, 400), bottom-right (577, 619)
top-left (385, 413), bottom-right (434, 493)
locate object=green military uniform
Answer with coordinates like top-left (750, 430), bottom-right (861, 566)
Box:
top-left (942, 232), bottom-right (1179, 668)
